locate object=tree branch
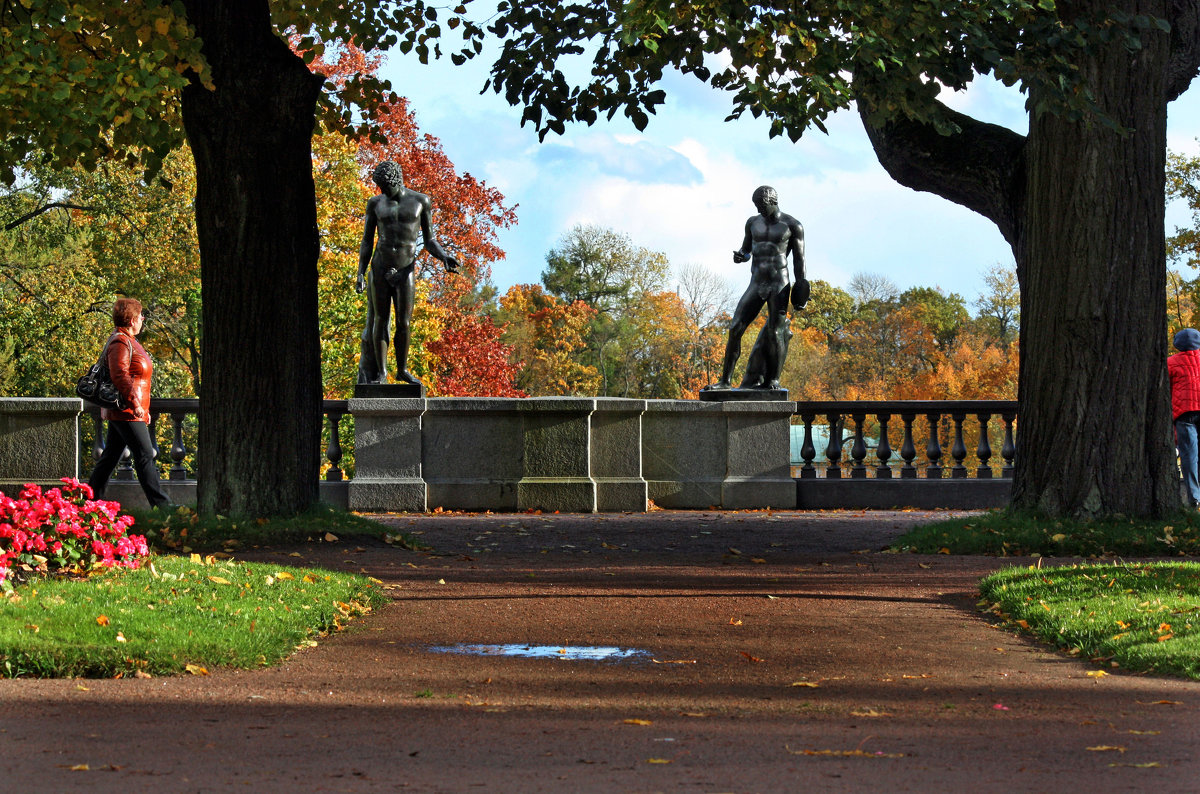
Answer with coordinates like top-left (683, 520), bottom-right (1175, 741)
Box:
top-left (3, 201), bottom-right (145, 235)
top-left (856, 98), bottom-right (1027, 250)
top-left (1167, 0), bottom-right (1200, 101)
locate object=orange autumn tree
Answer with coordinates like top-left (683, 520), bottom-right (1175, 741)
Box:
top-left (498, 284), bottom-right (600, 396)
top-left (307, 42), bottom-right (520, 397)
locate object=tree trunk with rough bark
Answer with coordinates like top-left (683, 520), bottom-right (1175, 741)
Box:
top-left (180, 0), bottom-right (324, 516)
top-left (861, 0), bottom-right (1198, 517)
top-left (1015, 0), bottom-right (1176, 516)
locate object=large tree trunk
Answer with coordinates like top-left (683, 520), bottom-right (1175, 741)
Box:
top-left (1013, 0), bottom-right (1176, 517)
top-left (180, 1), bottom-right (324, 516)
top-left (861, 0), bottom-right (1197, 518)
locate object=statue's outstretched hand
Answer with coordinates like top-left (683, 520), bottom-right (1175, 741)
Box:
top-left (445, 255), bottom-right (460, 273)
top-left (733, 249), bottom-right (750, 263)
top-left (792, 278), bottom-right (810, 310)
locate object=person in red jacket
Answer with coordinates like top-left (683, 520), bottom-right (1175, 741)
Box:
top-left (86, 298), bottom-right (172, 509)
top-left (1168, 328), bottom-right (1200, 507)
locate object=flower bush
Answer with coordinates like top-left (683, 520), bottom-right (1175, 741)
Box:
top-left (0, 478), bottom-right (149, 592)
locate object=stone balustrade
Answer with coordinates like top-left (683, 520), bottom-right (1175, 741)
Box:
top-left (0, 396), bottom-right (1018, 511)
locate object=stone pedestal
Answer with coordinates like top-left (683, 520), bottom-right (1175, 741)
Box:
top-left (642, 399), bottom-right (796, 509)
top-left (642, 400), bottom-right (727, 508)
top-left (354, 382), bottom-right (425, 398)
top-left (698, 388), bottom-right (788, 402)
top-left (348, 397), bottom-right (426, 512)
top-left (424, 398), bottom-right (524, 511)
top-left (590, 398), bottom-right (648, 512)
top-left (518, 397), bottom-right (597, 512)
top-left (722, 400), bottom-right (796, 508)
top-left (0, 398), bottom-right (82, 496)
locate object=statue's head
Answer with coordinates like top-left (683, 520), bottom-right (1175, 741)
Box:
top-left (373, 161), bottom-right (404, 196)
top-left (752, 185), bottom-right (779, 216)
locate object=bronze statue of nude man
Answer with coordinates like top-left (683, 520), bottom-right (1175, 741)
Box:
top-left (356, 160), bottom-right (459, 386)
top-left (708, 185), bottom-right (807, 391)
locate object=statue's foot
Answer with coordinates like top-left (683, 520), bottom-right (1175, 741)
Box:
top-left (703, 381), bottom-right (734, 391)
top-left (397, 371), bottom-right (423, 386)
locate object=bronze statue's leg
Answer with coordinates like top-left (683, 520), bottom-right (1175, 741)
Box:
top-left (357, 276), bottom-right (382, 384)
top-left (761, 285), bottom-right (790, 388)
top-left (393, 268), bottom-right (420, 385)
top-left (370, 273), bottom-right (392, 382)
top-left (719, 289), bottom-right (765, 386)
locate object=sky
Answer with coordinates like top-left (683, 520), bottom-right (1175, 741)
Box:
top-left (379, 44), bottom-right (1200, 310)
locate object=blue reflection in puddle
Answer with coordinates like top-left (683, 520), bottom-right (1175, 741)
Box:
top-left (428, 644), bottom-right (651, 662)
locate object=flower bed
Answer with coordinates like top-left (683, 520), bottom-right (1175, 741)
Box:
top-left (0, 479), bottom-right (149, 592)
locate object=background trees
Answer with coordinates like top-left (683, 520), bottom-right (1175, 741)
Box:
top-left (474, 0), bottom-right (1200, 518)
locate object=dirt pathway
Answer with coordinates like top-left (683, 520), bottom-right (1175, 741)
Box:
top-left (1, 510), bottom-right (1196, 792)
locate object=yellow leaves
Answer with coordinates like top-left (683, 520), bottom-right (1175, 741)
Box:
top-left (1110, 762), bottom-right (1162, 768)
top-left (69, 764), bottom-right (90, 771)
top-left (95, 615), bottom-right (109, 626)
top-left (324, 533), bottom-right (339, 543)
top-left (1050, 533), bottom-right (1067, 543)
top-left (206, 576), bottom-right (232, 585)
top-left (850, 708), bottom-right (891, 717)
top-left (302, 574), bottom-right (319, 584)
top-left (651, 659), bottom-right (696, 664)
top-left (787, 746), bottom-right (905, 759)
top-left (184, 663), bottom-right (209, 676)
top-left (790, 681), bottom-right (820, 688)
top-left (622, 719), bottom-right (653, 726)
top-left (728, 618), bottom-right (743, 626)
top-left (645, 758), bottom-right (672, 764)
top-left (1086, 745), bottom-right (1126, 753)
top-left (274, 571), bottom-right (295, 581)
top-left (1085, 670), bottom-right (1109, 679)
top-left (154, 16), bottom-right (172, 36)
top-left (1127, 730), bottom-right (1161, 735)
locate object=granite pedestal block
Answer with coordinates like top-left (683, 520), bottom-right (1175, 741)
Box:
top-left (0, 398), bottom-right (82, 496)
top-left (347, 397), bottom-right (427, 512)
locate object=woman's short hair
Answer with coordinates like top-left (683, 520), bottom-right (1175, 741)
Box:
top-left (112, 297), bottom-right (143, 328)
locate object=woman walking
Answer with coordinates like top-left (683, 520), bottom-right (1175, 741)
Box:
top-left (87, 297), bottom-right (172, 509)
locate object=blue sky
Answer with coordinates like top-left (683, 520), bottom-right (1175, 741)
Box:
top-left (380, 47), bottom-right (1200, 310)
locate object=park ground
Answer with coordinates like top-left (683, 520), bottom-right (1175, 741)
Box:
top-left (1, 509), bottom-right (1197, 792)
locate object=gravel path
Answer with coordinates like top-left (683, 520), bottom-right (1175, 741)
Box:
top-left (1, 510), bottom-right (1196, 792)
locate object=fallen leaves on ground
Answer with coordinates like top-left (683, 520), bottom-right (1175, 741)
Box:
top-left (850, 708), bottom-right (892, 717)
top-left (787, 746), bottom-right (905, 759)
top-left (740, 651), bottom-right (765, 663)
top-left (622, 719), bottom-right (653, 726)
top-left (790, 681), bottom-right (819, 688)
top-left (184, 664), bottom-right (209, 676)
top-left (1087, 745), bottom-right (1126, 753)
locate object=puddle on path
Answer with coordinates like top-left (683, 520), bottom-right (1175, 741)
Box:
top-left (427, 644), bottom-right (652, 662)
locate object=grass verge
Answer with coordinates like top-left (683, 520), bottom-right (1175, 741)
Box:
top-left (892, 509), bottom-right (1200, 557)
top-left (127, 503), bottom-right (419, 552)
top-left (980, 562), bottom-right (1200, 680)
top-left (0, 553), bottom-right (385, 678)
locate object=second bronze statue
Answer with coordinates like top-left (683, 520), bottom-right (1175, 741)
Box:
top-left (705, 185), bottom-right (808, 394)
top-left (356, 160), bottom-right (459, 387)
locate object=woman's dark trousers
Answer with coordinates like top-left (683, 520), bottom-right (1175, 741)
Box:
top-left (87, 420), bottom-right (171, 508)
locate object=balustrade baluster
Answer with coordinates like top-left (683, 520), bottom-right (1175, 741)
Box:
top-left (325, 409), bottom-right (344, 482)
top-left (1001, 411), bottom-right (1017, 477)
top-left (925, 412), bottom-right (943, 478)
top-left (875, 414), bottom-right (893, 478)
top-left (149, 411), bottom-right (161, 461)
top-left (850, 413), bottom-right (867, 478)
top-left (899, 413), bottom-right (917, 479)
top-left (799, 413), bottom-right (817, 479)
top-left (90, 409), bottom-right (104, 462)
top-left (950, 412), bottom-right (968, 478)
top-left (170, 412), bottom-right (188, 480)
top-left (976, 413), bottom-right (993, 479)
top-left (824, 412), bottom-right (842, 479)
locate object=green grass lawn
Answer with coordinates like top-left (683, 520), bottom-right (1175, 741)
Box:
top-left (0, 554), bottom-right (385, 678)
top-left (980, 562), bottom-right (1200, 679)
top-left (892, 509), bottom-right (1200, 557)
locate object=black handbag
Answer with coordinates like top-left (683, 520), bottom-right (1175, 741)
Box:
top-left (76, 338), bottom-right (125, 411)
